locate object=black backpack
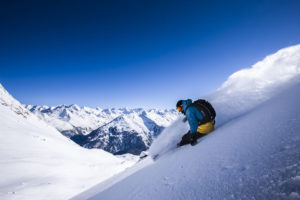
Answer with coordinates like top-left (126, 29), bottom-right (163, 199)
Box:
top-left (187, 99), bottom-right (216, 124)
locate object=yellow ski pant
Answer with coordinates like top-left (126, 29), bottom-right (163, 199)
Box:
top-left (197, 120), bottom-right (215, 134)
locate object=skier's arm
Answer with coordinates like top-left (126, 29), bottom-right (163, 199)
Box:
top-left (186, 108), bottom-right (199, 133)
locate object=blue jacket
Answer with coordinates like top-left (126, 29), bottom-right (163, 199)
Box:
top-left (182, 99), bottom-right (204, 134)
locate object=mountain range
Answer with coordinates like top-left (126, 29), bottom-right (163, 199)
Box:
top-left (26, 104), bottom-right (179, 155)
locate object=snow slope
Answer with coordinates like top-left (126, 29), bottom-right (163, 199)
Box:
top-left (0, 84), bottom-right (136, 200)
top-left (149, 44), bottom-right (300, 158)
top-left (72, 44), bottom-right (300, 200)
top-left (208, 44), bottom-right (300, 125)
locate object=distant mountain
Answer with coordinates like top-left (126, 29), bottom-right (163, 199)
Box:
top-left (26, 105), bottom-right (179, 155)
top-left (73, 111), bottom-right (172, 155)
top-left (25, 104), bottom-right (120, 137)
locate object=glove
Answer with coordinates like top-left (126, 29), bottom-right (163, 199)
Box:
top-left (177, 131), bottom-right (191, 146)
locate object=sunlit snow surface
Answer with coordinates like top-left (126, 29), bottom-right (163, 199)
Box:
top-left (208, 44), bottom-right (300, 125)
top-left (0, 84), bottom-right (137, 200)
top-left (72, 44), bottom-right (300, 200)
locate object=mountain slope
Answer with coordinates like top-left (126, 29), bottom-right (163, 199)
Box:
top-left (0, 84), bottom-right (136, 200)
top-left (72, 44), bottom-right (300, 200)
top-left (75, 81), bottom-right (300, 200)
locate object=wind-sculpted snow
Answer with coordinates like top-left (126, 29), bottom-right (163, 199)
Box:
top-left (207, 44), bottom-right (300, 125)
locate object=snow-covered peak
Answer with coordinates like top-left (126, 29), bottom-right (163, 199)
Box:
top-left (101, 113), bottom-right (149, 133)
top-left (26, 104), bottom-right (109, 136)
top-left (69, 104), bottom-right (81, 111)
top-left (26, 104), bottom-right (179, 137)
top-left (75, 109), bottom-right (179, 155)
top-left (96, 106), bottom-right (103, 111)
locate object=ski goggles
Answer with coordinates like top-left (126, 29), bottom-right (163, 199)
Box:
top-left (176, 106), bottom-right (182, 112)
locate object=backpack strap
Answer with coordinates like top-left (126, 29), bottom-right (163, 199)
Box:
top-left (185, 103), bottom-right (207, 125)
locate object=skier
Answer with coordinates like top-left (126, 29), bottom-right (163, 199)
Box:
top-left (176, 99), bottom-right (216, 146)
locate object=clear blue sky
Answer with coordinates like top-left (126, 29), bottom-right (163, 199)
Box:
top-left (1, 0), bottom-right (300, 108)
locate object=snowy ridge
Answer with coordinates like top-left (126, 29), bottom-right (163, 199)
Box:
top-left (72, 44), bottom-right (300, 200)
top-left (208, 44), bottom-right (300, 125)
top-left (0, 84), bottom-right (137, 200)
top-left (25, 104), bottom-right (121, 137)
top-left (0, 84), bottom-right (30, 118)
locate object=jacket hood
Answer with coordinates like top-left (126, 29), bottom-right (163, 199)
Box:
top-left (182, 99), bottom-right (192, 112)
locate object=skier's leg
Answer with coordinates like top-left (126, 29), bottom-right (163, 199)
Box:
top-left (190, 132), bottom-right (206, 146)
top-left (195, 132), bottom-right (204, 139)
top-left (177, 132), bottom-right (192, 146)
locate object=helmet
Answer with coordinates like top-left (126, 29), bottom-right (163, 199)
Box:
top-left (176, 100), bottom-right (183, 108)
top-left (176, 100), bottom-right (183, 112)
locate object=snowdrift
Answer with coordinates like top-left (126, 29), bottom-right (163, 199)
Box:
top-left (0, 84), bottom-right (136, 200)
top-left (208, 44), bottom-right (300, 126)
top-left (73, 44), bottom-right (300, 200)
